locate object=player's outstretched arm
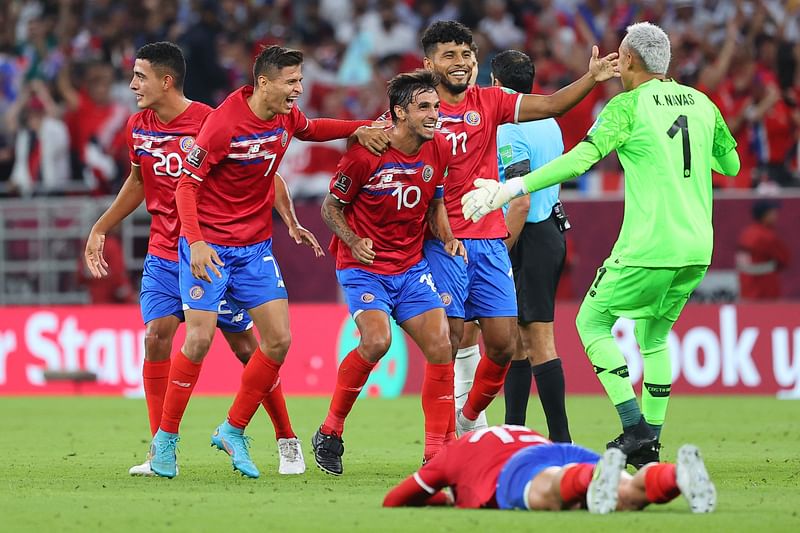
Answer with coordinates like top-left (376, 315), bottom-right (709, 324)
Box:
top-left (517, 46), bottom-right (619, 122)
top-left (712, 148), bottom-right (740, 177)
top-left (461, 142), bottom-right (600, 222)
top-left (425, 198), bottom-right (466, 262)
top-left (296, 118), bottom-right (390, 156)
top-left (321, 194), bottom-right (375, 265)
top-left (84, 166), bottom-right (145, 278)
top-left (383, 475), bottom-right (452, 507)
top-left (273, 172), bottom-right (324, 257)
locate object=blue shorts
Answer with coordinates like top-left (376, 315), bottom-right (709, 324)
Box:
top-left (178, 237), bottom-right (288, 312)
top-left (423, 240), bottom-right (467, 319)
top-left (140, 254), bottom-right (252, 332)
top-left (496, 443), bottom-right (600, 510)
top-left (424, 238), bottom-right (517, 321)
top-left (336, 259), bottom-right (444, 324)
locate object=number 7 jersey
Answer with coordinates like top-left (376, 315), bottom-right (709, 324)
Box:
top-left (127, 102), bottom-right (212, 261)
top-left (584, 78), bottom-right (737, 267)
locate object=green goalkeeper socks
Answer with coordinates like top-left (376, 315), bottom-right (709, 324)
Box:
top-left (584, 335), bottom-right (640, 428)
top-left (641, 345), bottom-right (671, 439)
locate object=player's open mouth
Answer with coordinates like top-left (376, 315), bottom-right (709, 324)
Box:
top-left (286, 96), bottom-right (298, 107)
top-left (422, 121), bottom-right (436, 131)
top-left (449, 69), bottom-right (469, 81)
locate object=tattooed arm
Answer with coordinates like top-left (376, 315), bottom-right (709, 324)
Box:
top-left (321, 194), bottom-right (376, 265)
top-left (426, 198), bottom-right (466, 260)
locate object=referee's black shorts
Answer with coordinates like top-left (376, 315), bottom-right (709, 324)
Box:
top-left (509, 212), bottom-right (566, 324)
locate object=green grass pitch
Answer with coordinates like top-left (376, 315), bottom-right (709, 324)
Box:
top-left (2, 395), bottom-right (799, 532)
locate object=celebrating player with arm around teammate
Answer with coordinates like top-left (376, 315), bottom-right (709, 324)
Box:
top-left (417, 21), bottom-right (619, 435)
top-left (146, 44), bottom-right (389, 479)
top-left (83, 42), bottom-right (313, 477)
top-left (312, 70), bottom-right (466, 476)
top-left (383, 424), bottom-right (717, 515)
top-left (462, 22), bottom-right (740, 468)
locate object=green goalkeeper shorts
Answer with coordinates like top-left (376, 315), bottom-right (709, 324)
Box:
top-left (580, 257), bottom-right (708, 321)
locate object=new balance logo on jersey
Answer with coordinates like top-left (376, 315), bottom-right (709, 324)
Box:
top-left (249, 144), bottom-right (260, 153)
top-left (334, 172), bottom-right (352, 193)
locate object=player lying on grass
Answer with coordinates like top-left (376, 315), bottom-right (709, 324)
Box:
top-left (383, 425), bottom-right (716, 514)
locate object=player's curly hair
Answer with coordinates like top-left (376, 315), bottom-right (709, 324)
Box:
top-left (136, 42), bottom-right (186, 90)
top-left (421, 21), bottom-right (473, 58)
top-left (387, 70), bottom-right (440, 123)
top-left (253, 45), bottom-right (304, 83)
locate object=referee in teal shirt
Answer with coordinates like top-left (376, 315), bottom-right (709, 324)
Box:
top-left (492, 50), bottom-right (571, 442)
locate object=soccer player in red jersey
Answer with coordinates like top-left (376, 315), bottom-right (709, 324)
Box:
top-left (383, 425), bottom-right (717, 515)
top-left (417, 21), bottom-right (620, 434)
top-left (311, 70), bottom-right (465, 475)
top-left (83, 42), bottom-right (319, 476)
top-left (150, 45), bottom-right (390, 479)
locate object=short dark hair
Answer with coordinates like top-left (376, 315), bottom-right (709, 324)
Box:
top-left (253, 45), bottom-right (304, 84)
top-left (421, 21), bottom-right (473, 58)
top-left (136, 42), bottom-right (186, 90)
top-left (491, 50), bottom-right (534, 94)
top-left (387, 70), bottom-right (440, 122)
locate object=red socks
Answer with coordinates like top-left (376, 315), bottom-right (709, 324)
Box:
top-left (463, 356), bottom-right (509, 420)
top-left (228, 347), bottom-right (282, 429)
top-left (559, 463), bottom-right (595, 506)
top-left (261, 377), bottom-right (296, 439)
top-left (159, 353), bottom-right (202, 434)
top-left (143, 359), bottom-right (171, 436)
top-left (321, 349), bottom-right (376, 436)
top-left (645, 463), bottom-right (680, 503)
top-left (422, 362), bottom-right (454, 461)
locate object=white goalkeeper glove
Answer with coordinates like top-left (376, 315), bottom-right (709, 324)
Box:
top-left (461, 178), bottom-right (526, 222)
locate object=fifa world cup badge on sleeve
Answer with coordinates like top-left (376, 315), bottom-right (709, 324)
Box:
top-left (334, 172), bottom-right (352, 194)
top-left (186, 145), bottom-right (208, 169)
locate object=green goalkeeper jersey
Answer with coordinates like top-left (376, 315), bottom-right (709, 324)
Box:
top-left (585, 78), bottom-right (737, 267)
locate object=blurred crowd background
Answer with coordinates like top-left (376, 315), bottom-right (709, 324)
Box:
top-left (3, 0), bottom-right (800, 197)
top-left (0, 0), bottom-right (797, 306)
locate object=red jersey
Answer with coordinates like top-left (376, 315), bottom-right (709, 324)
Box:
top-left (127, 101), bottom-right (211, 261)
top-left (436, 86), bottom-right (521, 239)
top-left (329, 136), bottom-right (450, 274)
top-left (179, 86), bottom-right (307, 245)
top-left (738, 222), bottom-right (790, 299)
top-left (179, 86), bottom-right (370, 246)
top-left (412, 426), bottom-right (549, 509)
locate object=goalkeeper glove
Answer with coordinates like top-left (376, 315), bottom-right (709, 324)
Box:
top-left (461, 177), bottom-right (526, 222)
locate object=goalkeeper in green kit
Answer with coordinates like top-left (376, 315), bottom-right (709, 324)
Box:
top-left (461, 22), bottom-right (739, 469)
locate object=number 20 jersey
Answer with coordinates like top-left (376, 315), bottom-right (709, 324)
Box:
top-left (126, 101), bottom-right (212, 261)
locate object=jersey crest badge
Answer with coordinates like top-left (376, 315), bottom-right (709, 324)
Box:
top-left (334, 172), bottom-right (352, 194)
top-left (281, 130), bottom-right (289, 147)
top-left (186, 145), bottom-right (208, 169)
top-left (465, 110), bottom-right (481, 126)
top-left (440, 292), bottom-right (452, 306)
top-left (179, 136), bottom-right (194, 153)
top-left (422, 165), bottom-right (434, 182)
top-left (361, 292), bottom-right (375, 303)
top-left (189, 285), bottom-right (204, 300)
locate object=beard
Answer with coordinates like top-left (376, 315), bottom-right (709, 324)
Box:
top-left (439, 75), bottom-right (469, 95)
